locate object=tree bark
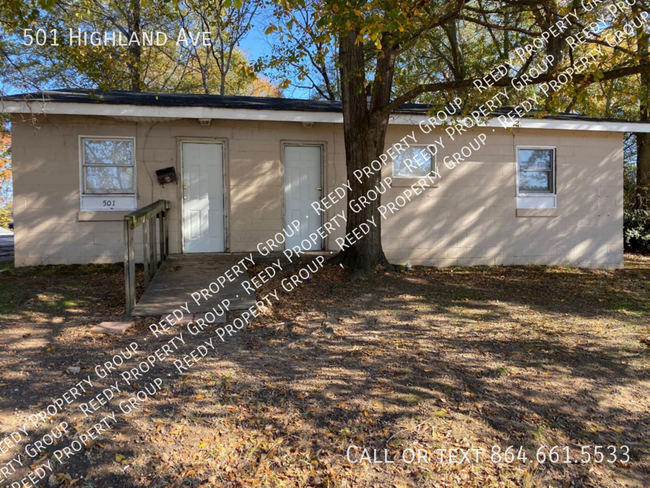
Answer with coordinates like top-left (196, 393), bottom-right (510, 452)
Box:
top-left (336, 30), bottom-right (394, 273)
top-left (636, 5), bottom-right (650, 209)
top-left (128, 0), bottom-right (142, 92)
top-left (637, 61), bottom-right (650, 209)
top-left (637, 134), bottom-right (650, 210)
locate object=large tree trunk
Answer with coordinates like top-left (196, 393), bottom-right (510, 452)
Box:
top-left (636, 5), bottom-right (650, 209)
top-left (128, 0), bottom-right (142, 92)
top-left (336, 30), bottom-right (395, 273)
top-left (638, 133), bottom-right (650, 210)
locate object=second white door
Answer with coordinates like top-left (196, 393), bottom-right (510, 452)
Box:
top-left (284, 145), bottom-right (322, 250)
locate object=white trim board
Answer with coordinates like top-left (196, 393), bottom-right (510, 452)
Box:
top-left (4, 100), bottom-right (650, 133)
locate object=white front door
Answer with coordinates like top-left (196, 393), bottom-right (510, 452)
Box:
top-left (284, 145), bottom-right (322, 250)
top-left (182, 142), bottom-right (225, 253)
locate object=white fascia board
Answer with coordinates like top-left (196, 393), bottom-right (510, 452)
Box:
top-left (503, 118), bottom-right (650, 132)
top-left (5, 99), bottom-right (650, 132)
top-left (1, 100), bottom-right (344, 123)
top-left (389, 114), bottom-right (650, 133)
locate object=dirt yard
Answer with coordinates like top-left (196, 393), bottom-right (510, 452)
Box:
top-left (0, 256), bottom-right (649, 488)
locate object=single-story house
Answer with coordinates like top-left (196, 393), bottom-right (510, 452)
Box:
top-left (2, 89), bottom-right (647, 269)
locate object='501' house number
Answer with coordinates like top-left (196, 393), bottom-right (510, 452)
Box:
top-left (80, 195), bottom-right (137, 211)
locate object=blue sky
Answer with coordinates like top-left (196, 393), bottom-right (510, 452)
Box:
top-left (239, 6), bottom-right (313, 99)
top-left (0, 4), bottom-right (313, 99)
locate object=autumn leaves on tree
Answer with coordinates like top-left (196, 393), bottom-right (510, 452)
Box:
top-left (0, 0), bottom-right (279, 96)
top-left (267, 0), bottom-right (650, 271)
top-left (1, 0), bottom-right (650, 260)
top-left (0, 122), bottom-right (11, 229)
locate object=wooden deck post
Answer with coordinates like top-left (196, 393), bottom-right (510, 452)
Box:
top-left (143, 218), bottom-right (150, 287)
top-left (124, 219), bottom-right (136, 316)
top-left (164, 205), bottom-right (169, 258)
top-left (159, 211), bottom-right (165, 264)
top-left (149, 217), bottom-right (156, 280)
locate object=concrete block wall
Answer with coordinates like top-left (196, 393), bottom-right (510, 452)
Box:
top-left (11, 114), bottom-right (623, 269)
top-left (380, 126), bottom-right (623, 269)
top-left (12, 115), bottom-right (137, 266)
top-left (11, 115), bottom-right (346, 266)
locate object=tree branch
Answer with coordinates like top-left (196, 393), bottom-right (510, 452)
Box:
top-left (385, 62), bottom-right (650, 114)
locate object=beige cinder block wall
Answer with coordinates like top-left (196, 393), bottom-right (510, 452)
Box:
top-left (381, 126), bottom-right (623, 269)
top-left (12, 114), bottom-right (139, 266)
top-left (11, 115), bottom-right (622, 269)
top-left (10, 114), bottom-right (347, 266)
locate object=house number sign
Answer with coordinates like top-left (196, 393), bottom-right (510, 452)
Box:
top-left (80, 195), bottom-right (137, 211)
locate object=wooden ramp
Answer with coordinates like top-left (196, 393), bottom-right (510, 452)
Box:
top-left (131, 254), bottom-right (255, 317)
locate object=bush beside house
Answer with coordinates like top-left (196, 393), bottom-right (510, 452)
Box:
top-left (623, 139), bottom-right (650, 254)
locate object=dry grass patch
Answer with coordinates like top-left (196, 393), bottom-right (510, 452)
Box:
top-left (0, 256), bottom-right (649, 487)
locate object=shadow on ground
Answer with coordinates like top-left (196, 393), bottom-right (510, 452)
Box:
top-left (0, 256), bottom-right (649, 487)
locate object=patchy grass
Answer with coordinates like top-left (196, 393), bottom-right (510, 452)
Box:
top-left (0, 263), bottom-right (127, 316)
top-left (0, 256), bottom-right (649, 488)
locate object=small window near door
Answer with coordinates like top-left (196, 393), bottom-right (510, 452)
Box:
top-left (392, 145), bottom-right (437, 178)
top-left (516, 147), bottom-right (556, 209)
top-left (79, 137), bottom-right (137, 211)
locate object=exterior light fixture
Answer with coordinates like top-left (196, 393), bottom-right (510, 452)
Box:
top-left (199, 118), bottom-right (211, 126)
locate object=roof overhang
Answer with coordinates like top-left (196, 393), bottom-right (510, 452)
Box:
top-left (1, 100), bottom-right (343, 123)
top-left (4, 99), bottom-right (650, 133)
top-left (392, 114), bottom-right (650, 132)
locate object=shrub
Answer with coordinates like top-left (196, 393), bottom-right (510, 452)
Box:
top-left (0, 205), bottom-right (11, 230)
top-left (624, 209), bottom-right (650, 254)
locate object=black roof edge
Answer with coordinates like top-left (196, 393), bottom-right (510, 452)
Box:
top-left (0, 88), bottom-right (643, 124)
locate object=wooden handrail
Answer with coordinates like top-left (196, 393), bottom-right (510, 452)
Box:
top-left (124, 200), bottom-right (169, 228)
top-left (124, 200), bottom-right (170, 315)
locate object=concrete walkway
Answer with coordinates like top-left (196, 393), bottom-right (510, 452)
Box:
top-left (131, 253), bottom-right (255, 317)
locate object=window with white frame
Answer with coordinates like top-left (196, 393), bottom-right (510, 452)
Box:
top-left (516, 147), bottom-right (556, 208)
top-left (392, 145), bottom-right (437, 178)
top-left (80, 137), bottom-right (137, 211)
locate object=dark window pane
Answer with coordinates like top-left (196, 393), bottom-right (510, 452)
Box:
top-left (86, 167), bottom-right (134, 191)
top-left (84, 140), bottom-right (133, 166)
top-left (519, 171), bottom-right (551, 192)
top-left (519, 149), bottom-right (552, 171)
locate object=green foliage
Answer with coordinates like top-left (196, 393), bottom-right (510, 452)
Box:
top-left (623, 133), bottom-right (637, 204)
top-left (0, 204), bottom-right (11, 230)
top-left (624, 209), bottom-right (650, 253)
top-left (262, 0), bottom-right (650, 118)
top-left (622, 137), bottom-right (649, 253)
top-left (1, 0), bottom-right (276, 96)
